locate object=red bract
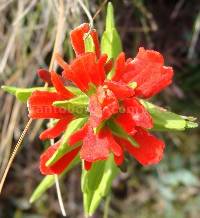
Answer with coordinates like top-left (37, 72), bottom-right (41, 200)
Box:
top-left (37, 69), bottom-right (52, 86)
top-left (89, 86), bottom-right (119, 128)
top-left (70, 23), bottom-right (100, 58)
top-left (68, 124), bottom-right (122, 164)
top-left (28, 23), bottom-right (174, 175)
top-left (59, 53), bottom-right (107, 92)
top-left (112, 48), bottom-right (173, 98)
top-left (114, 127), bottom-right (165, 166)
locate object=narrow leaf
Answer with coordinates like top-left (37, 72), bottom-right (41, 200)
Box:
top-left (101, 2), bottom-right (122, 79)
top-left (82, 155), bottom-right (119, 216)
top-left (84, 34), bottom-right (95, 52)
top-left (2, 85), bottom-right (84, 102)
top-left (53, 95), bottom-right (89, 116)
top-left (140, 100), bottom-right (198, 131)
top-left (101, 2), bottom-right (122, 59)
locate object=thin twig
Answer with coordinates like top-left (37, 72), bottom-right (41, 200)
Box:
top-left (92, 0), bottom-right (108, 20)
top-left (12, 0), bottom-right (37, 26)
top-left (0, 118), bottom-right (33, 193)
top-left (77, 0), bottom-right (93, 38)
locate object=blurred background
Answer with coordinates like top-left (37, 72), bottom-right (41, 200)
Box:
top-left (0, 0), bottom-right (200, 217)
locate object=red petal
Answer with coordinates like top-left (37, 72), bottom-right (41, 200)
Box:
top-left (88, 94), bottom-right (103, 127)
top-left (39, 117), bottom-right (73, 140)
top-left (47, 146), bottom-right (81, 175)
top-left (51, 71), bottom-right (74, 99)
top-left (40, 141), bottom-right (60, 175)
top-left (104, 80), bottom-right (135, 100)
top-left (108, 132), bottom-right (123, 157)
top-left (70, 23), bottom-right (89, 56)
top-left (55, 54), bottom-right (78, 87)
top-left (70, 53), bottom-right (105, 91)
top-left (116, 97), bottom-right (152, 135)
top-left (28, 91), bottom-right (70, 119)
top-left (40, 143), bottom-right (81, 175)
top-left (90, 29), bottom-right (100, 58)
top-left (122, 98), bottom-right (153, 129)
top-left (80, 127), bottom-right (109, 162)
top-left (80, 126), bottom-right (122, 162)
top-left (70, 23), bottom-right (100, 57)
top-left (112, 52), bottom-right (125, 81)
top-left (114, 153), bottom-right (124, 166)
top-left (119, 47), bottom-right (174, 98)
top-left (115, 113), bottom-right (136, 135)
top-left (84, 161), bottom-right (92, 170)
top-left (104, 59), bottom-right (113, 74)
top-left (116, 128), bottom-right (165, 166)
top-left (97, 54), bottom-right (107, 84)
top-left (68, 123), bottom-right (88, 146)
top-left (89, 86), bottom-right (119, 127)
top-left (37, 69), bottom-right (52, 86)
top-left (60, 53), bottom-right (106, 92)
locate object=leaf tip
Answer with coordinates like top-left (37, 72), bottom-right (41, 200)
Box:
top-left (106, 2), bottom-right (115, 30)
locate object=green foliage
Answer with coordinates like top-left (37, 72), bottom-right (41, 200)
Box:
top-left (81, 155), bottom-right (119, 216)
top-left (1, 85), bottom-right (84, 102)
top-left (141, 100), bottom-right (198, 131)
top-left (84, 34), bottom-right (95, 52)
top-left (53, 95), bottom-right (89, 116)
top-left (101, 2), bottom-right (122, 79)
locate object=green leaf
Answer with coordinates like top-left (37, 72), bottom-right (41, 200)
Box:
top-left (84, 34), bottom-right (95, 52)
top-left (30, 155), bottom-right (80, 203)
top-left (53, 95), bottom-right (89, 116)
top-left (82, 155), bottom-right (119, 216)
top-left (2, 85), bottom-right (84, 102)
top-left (67, 86), bottom-right (85, 96)
top-left (82, 161), bottom-right (106, 192)
top-left (186, 121), bottom-right (198, 128)
top-left (140, 100), bottom-right (198, 131)
top-left (46, 118), bottom-right (87, 166)
top-left (101, 2), bottom-right (122, 79)
top-left (1, 85), bottom-right (18, 95)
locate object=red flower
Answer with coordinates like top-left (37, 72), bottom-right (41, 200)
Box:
top-left (28, 71), bottom-right (74, 140)
top-left (28, 23), bottom-right (174, 174)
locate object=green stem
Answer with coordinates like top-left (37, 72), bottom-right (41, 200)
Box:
top-left (103, 194), bottom-right (111, 218)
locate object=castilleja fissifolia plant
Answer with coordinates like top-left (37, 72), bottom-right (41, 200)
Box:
top-left (1, 2), bottom-right (198, 216)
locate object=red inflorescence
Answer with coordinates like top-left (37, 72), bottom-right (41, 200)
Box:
top-left (28, 23), bottom-right (173, 175)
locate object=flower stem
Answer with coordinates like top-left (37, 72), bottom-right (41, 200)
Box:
top-left (103, 194), bottom-right (111, 218)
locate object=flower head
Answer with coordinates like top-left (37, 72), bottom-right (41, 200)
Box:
top-left (28, 23), bottom-right (173, 174)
